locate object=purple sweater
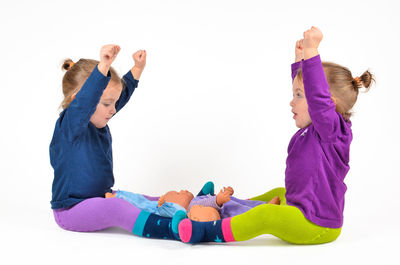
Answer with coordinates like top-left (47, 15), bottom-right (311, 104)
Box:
top-left (285, 55), bottom-right (352, 228)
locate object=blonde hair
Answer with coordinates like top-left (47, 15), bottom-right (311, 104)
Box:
top-left (60, 59), bottom-right (122, 109)
top-left (296, 62), bottom-right (374, 121)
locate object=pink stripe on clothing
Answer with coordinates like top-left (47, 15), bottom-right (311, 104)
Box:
top-left (221, 217), bottom-right (235, 242)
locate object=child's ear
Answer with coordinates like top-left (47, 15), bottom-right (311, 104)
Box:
top-left (331, 96), bottom-right (337, 106)
top-left (71, 92), bottom-right (77, 101)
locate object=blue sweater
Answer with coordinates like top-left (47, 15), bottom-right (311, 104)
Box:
top-left (50, 66), bottom-right (138, 209)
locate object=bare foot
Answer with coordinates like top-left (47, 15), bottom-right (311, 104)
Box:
top-left (105, 192), bottom-right (115, 198)
top-left (267, 196), bottom-right (280, 205)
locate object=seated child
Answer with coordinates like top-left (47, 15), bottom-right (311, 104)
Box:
top-left (106, 182), bottom-right (280, 221)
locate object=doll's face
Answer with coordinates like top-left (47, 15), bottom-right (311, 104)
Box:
top-left (163, 190), bottom-right (194, 210)
top-left (187, 205), bottom-right (221, 222)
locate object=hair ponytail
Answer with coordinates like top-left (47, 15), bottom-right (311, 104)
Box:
top-left (359, 70), bottom-right (374, 92)
top-left (62, 59), bottom-right (75, 71)
top-left (352, 70), bottom-right (374, 92)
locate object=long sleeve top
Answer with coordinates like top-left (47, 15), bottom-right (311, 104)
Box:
top-left (50, 66), bottom-right (138, 209)
top-left (285, 55), bottom-right (352, 228)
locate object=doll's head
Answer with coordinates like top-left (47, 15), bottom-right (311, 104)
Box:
top-left (158, 190), bottom-right (194, 211)
top-left (187, 204), bottom-right (221, 222)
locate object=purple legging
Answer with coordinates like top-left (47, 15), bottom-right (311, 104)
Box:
top-left (53, 195), bottom-right (159, 232)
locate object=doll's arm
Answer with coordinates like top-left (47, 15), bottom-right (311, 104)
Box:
top-left (216, 187), bottom-right (233, 206)
top-left (193, 196), bottom-right (223, 210)
top-left (158, 195), bottom-right (166, 207)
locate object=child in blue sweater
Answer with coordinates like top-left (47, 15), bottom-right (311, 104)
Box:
top-left (51, 45), bottom-right (145, 209)
top-left (51, 45), bottom-right (181, 239)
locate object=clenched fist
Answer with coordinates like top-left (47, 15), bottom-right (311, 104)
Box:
top-left (302, 26), bottom-right (323, 60)
top-left (100, 44), bottom-right (121, 66)
top-left (98, 44), bottom-right (120, 76)
top-left (132, 50), bottom-right (146, 70)
top-left (131, 50), bottom-right (147, 80)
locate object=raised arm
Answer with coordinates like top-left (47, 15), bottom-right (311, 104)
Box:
top-left (115, 50), bottom-right (146, 112)
top-left (61, 45), bottom-right (120, 141)
top-left (302, 27), bottom-right (341, 142)
top-left (291, 40), bottom-right (304, 81)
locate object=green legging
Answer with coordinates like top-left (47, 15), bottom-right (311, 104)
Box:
top-left (230, 187), bottom-right (342, 244)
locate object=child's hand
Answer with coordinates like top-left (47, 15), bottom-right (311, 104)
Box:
top-left (131, 50), bottom-right (147, 80)
top-left (224, 186), bottom-right (234, 196)
top-left (98, 44), bottom-right (120, 76)
top-left (302, 26), bottom-right (323, 60)
top-left (295, 39), bottom-right (304, 62)
top-left (216, 187), bottom-right (232, 206)
top-left (100, 44), bottom-right (121, 66)
top-left (133, 50), bottom-right (146, 70)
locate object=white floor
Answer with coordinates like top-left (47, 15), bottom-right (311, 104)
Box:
top-left (3, 205), bottom-right (398, 265)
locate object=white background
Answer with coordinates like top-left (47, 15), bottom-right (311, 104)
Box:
top-left (1, 0), bottom-right (399, 264)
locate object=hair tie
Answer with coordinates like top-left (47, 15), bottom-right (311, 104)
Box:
top-left (69, 62), bottom-right (75, 69)
top-left (354, 76), bottom-right (361, 86)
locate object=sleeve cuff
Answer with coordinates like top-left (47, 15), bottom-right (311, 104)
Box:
top-left (123, 70), bottom-right (139, 83)
top-left (291, 61), bottom-right (302, 72)
top-left (302, 54), bottom-right (321, 68)
top-left (95, 64), bottom-right (112, 79)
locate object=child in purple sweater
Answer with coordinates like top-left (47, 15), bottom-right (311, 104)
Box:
top-left (177, 27), bottom-right (374, 244)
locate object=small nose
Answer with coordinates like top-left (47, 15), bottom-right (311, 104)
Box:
top-left (290, 99), bottom-right (294, 107)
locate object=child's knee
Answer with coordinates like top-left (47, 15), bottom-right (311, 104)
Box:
top-left (273, 187), bottom-right (286, 196)
top-left (272, 187), bottom-right (287, 204)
